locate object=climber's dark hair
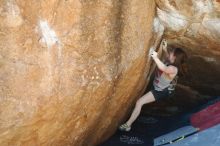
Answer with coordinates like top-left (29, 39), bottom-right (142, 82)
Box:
top-left (171, 48), bottom-right (187, 76)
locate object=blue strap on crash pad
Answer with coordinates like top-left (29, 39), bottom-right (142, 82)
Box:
top-left (166, 124), bottom-right (220, 146)
top-left (154, 126), bottom-right (198, 146)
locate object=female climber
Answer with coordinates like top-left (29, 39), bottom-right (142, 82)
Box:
top-left (119, 39), bottom-right (187, 132)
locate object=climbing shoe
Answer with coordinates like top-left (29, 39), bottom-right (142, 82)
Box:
top-left (119, 123), bottom-right (131, 132)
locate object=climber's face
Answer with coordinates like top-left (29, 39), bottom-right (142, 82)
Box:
top-left (169, 52), bottom-right (176, 63)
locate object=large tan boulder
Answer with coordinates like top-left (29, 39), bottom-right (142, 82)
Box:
top-left (0, 0), bottom-right (156, 145)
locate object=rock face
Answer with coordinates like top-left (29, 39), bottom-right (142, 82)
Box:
top-left (0, 0), bottom-right (156, 146)
top-left (1, 0), bottom-right (220, 145)
top-left (156, 0), bottom-right (220, 95)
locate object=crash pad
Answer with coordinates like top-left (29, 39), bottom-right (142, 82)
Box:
top-left (154, 126), bottom-right (198, 146)
top-left (190, 101), bottom-right (220, 131)
top-left (166, 124), bottom-right (220, 146)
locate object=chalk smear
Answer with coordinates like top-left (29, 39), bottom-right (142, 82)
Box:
top-left (193, 0), bottom-right (213, 14)
top-left (157, 8), bottom-right (188, 31)
top-left (202, 18), bottom-right (220, 39)
top-left (39, 20), bottom-right (59, 48)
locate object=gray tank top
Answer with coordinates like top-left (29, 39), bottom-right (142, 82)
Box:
top-left (153, 67), bottom-right (178, 91)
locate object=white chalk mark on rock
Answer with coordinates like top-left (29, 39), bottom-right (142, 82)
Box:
top-left (39, 20), bottom-right (59, 48)
top-left (148, 47), bottom-right (155, 58)
top-left (5, 0), bottom-right (23, 27)
top-left (38, 20), bottom-right (63, 96)
top-left (193, 0), bottom-right (213, 14)
top-left (204, 57), bottom-right (216, 62)
top-left (157, 8), bottom-right (188, 31)
top-left (120, 135), bottom-right (144, 145)
top-left (202, 18), bottom-right (220, 39)
top-left (153, 17), bottom-right (164, 35)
